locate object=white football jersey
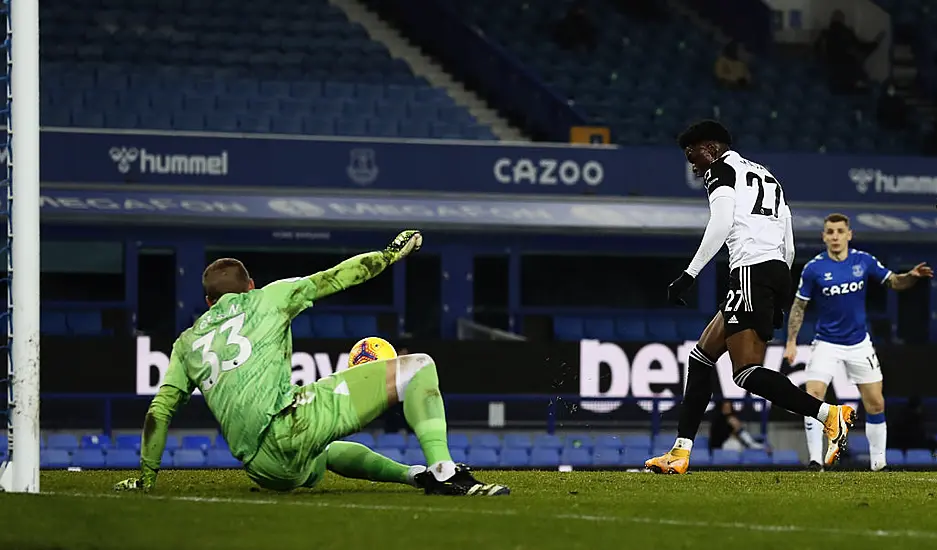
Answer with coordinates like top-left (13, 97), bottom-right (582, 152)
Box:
top-left (703, 151), bottom-right (792, 270)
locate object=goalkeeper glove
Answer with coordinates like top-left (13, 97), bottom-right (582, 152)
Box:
top-left (384, 230), bottom-right (422, 264)
top-left (114, 470), bottom-right (156, 493)
top-left (667, 271), bottom-right (695, 306)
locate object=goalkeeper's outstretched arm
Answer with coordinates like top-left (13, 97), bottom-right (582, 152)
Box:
top-left (115, 344), bottom-right (193, 492)
top-left (264, 230), bottom-right (422, 318)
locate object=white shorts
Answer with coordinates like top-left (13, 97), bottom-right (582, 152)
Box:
top-left (805, 335), bottom-right (883, 385)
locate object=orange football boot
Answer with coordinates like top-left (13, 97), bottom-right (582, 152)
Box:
top-left (823, 404), bottom-right (856, 467)
top-left (645, 449), bottom-right (690, 474)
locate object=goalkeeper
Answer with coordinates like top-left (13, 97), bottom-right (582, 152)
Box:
top-left (115, 230), bottom-right (509, 496)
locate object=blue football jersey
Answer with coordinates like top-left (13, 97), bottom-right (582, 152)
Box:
top-left (795, 249), bottom-right (892, 345)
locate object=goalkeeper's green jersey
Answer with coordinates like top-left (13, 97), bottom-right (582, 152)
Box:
top-left (162, 276), bottom-right (320, 463)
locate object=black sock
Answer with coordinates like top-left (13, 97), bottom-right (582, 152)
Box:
top-left (676, 346), bottom-right (717, 440)
top-left (733, 365), bottom-right (823, 418)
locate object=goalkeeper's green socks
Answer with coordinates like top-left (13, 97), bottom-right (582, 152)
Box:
top-left (402, 360), bottom-right (456, 480)
top-left (325, 441), bottom-right (415, 485)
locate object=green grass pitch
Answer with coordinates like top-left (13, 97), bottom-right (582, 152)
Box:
top-left (3, 470), bottom-right (937, 550)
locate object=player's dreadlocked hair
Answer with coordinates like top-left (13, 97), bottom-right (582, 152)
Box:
top-left (203, 258), bottom-right (252, 303)
top-left (677, 119), bottom-right (733, 149)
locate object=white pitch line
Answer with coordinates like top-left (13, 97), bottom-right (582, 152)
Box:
top-left (36, 491), bottom-right (937, 541)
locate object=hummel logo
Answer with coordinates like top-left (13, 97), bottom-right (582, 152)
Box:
top-left (824, 272), bottom-right (833, 281)
top-left (728, 315), bottom-right (738, 324)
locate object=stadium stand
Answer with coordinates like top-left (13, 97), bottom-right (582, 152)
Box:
top-left (446, 0), bottom-right (917, 153)
top-left (38, 0), bottom-right (495, 140)
top-left (30, 430), bottom-right (932, 470)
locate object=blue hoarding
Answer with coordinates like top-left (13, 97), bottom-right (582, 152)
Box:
top-left (27, 129), bottom-right (937, 205)
top-left (38, 187), bottom-right (937, 239)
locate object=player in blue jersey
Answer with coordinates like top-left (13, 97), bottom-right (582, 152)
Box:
top-left (784, 213), bottom-right (932, 471)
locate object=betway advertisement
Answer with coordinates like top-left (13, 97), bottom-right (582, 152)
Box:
top-left (24, 129), bottom-right (937, 204)
top-left (41, 336), bottom-right (931, 417)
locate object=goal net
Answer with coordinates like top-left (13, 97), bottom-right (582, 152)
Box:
top-left (0, 0), bottom-right (41, 494)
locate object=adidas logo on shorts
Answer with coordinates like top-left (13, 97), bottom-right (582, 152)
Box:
top-left (728, 315), bottom-right (739, 324)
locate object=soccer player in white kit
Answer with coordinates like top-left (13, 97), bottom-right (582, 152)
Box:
top-left (784, 213), bottom-right (933, 471)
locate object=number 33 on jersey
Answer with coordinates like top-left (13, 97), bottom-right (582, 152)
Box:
top-left (704, 151), bottom-right (792, 270)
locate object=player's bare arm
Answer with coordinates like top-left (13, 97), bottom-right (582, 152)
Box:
top-left (884, 262), bottom-right (933, 291)
top-left (783, 297), bottom-right (808, 364)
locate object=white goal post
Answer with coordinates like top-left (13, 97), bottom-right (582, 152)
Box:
top-left (0, 0), bottom-right (41, 494)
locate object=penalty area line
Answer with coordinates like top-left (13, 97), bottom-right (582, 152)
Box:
top-left (42, 491), bottom-right (937, 541)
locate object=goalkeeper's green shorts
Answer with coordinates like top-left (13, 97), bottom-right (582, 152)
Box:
top-left (244, 359), bottom-right (390, 492)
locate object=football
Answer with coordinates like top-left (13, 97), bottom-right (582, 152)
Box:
top-left (347, 336), bottom-right (398, 368)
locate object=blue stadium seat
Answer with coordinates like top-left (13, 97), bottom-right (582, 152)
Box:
top-left (116, 434), bottom-right (142, 451)
top-left (215, 438), bottom-right (229, 451)
top-left (650, 446), bottom-right (672, 459)
top-left (335, 117), bottom-right (369, 137)
top-left (615, 318), bottom-right (647, 341)
top-left (206, 449), bottom-right (241, 468)
top-left (270, 116), bottom-right (304, 135)
top-left (303, 116), bottom-right (336, 135)
top-left (741, 449), bottom-right (772, 465)
top-left (851, 435), bottom-right (871, 454)
top-left (182, 435), bottom-right (213, 451)
top-left (67, 310), bottom-right (104, 335)
top-left (885, 449), bottom-right (905, 465)
top-left (677, 316), bottom-right (709, 340)
top-left (593, 435), bottom-right (624, 450)
top-left (711, 449), bottom-right (742, 465)
top-left (47, 434), bottom-right (79, 451)
top-left (772, 450), bottom-right (800, 465)
top-left (471, 434), bottom-right (501, 449)
top-left (529, 448), bottom-right (560, 467)
top-left (592, 447), bottom-right (621, 466)
top-left (81, 434), bottom-right (111, 449)
top-left (583, 318), bottom-right (615, 341)
top-left (173, 449), bottom-right (207, 468)
top-left (467, 448), bottom-right (499, 467)
top-left (503, 434), bottom-right (533, 450)
top-left (533, 434), bottom-right (563, 450)
top-left (344, 314), bottom-right (378, 338)
top-left (692, 449), bottom-right (712, 466)
top-left (164, 436), bottom-right (180, 451)
top-left (563, 435), bottom-right (593, 450)
top-left (105, 449), bottom-right (140, 468)
top-left (450, 448), bottom-right (467, 464)
top-left (312, 314), bottom-right (346, 338)
top-left (73, 449), bottom-right (106, 469)
top-left (646, 317), bottom-right (679, 341)
top-left (291, 316), bottom-right (313, 338)
top-left (500, 448), bottom-right (530, 467)
top-left (376, 433), bottom-right (407, 450)
top-left (41, 449), bottom-right (72, 469)
top-left (553, 317), bottom-right (584, 341)
top-left (41, 311), bottom-right (69, 335)
top-left (161, 450), bottom-right (173, 468)
top-left (405, 433), bottom-right (423, 449)
top-left (375, 448), bottom-right (404, 463)
top-left (343, 433), bottom-right (376, 448)
top-left (621, 435), bottom-right (652, 451)
top-left (560, 448), bottom-right (592, 467)
top-left (905, 449), bottom-right (934, 466)
top-left (447, 433), bottom-right (470, 451)
top-left (403, 448), bottom-right (425, 465)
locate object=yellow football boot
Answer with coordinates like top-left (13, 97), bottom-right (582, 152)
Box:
top-left (645, 449), bottom-right (690, 474)
top-left (823, 404), bottom-right (857, 467)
